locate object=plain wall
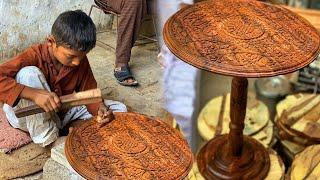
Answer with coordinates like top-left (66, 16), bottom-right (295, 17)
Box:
top-left (0, 0), bottom-right (113, 60)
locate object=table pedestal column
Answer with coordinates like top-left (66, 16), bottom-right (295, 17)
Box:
top-left (197, 77), bottom-right (270, 179)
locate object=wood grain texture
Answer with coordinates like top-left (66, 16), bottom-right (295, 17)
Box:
top-left (197, 135), bottom-right (270, 179)
top-left (197, 77), bottom-right (271, 179)
top-left (65, 112), bottom-right (193, 180)
top-left (163, 0), bottom-right (320, 77)
top-left (229, 77), bottom-right (248, 156)
top-left (188, 149), bottom-right (284, 180)
top-left (275, 93), bottom-right (320, 145)
top-left (289, 145), bottom-right (320, 180)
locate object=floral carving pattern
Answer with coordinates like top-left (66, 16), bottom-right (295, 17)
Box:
top-left (65, 113), bottom-right (193, 180)
top-left (163, 0), bottom-right (320, 77)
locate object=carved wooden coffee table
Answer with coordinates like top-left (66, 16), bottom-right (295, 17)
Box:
top-left (163, 0), bottom-right (320, 179)
top-left (65, 112), bottom-right (193, 180)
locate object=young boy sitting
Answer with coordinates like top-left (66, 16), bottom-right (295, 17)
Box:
top-left (0, 10), bottom-right (127, 147)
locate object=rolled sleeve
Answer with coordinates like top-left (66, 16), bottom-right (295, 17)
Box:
top-left (0, 47), bottom-right (39, 106)
top-left (7, 83), bottom-right (26, 106)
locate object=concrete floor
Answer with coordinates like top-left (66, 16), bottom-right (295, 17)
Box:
top-left (90, 31), bottom-right (163, 117)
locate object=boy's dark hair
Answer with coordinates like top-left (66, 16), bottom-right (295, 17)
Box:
top-left (51, 10), bottom-right (96, 52)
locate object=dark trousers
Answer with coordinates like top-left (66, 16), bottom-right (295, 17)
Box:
top-left (104, 0), bottom-right (147, 65)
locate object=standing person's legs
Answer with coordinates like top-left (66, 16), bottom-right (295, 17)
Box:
top-left (2, 66), bottom-right (59, 147)
top-left (106, 0), bottom-right (146, 66)
top-left (105, 0), bottom-right (146, 85)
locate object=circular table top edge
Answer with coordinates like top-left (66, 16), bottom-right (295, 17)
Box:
top-left (65, 112), bottom-right (194, 180)
top-left (163, 0), bottom-right (320, 78)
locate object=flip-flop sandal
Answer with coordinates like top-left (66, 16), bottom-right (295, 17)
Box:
top-left (114, 66), bottom-right (139, 86)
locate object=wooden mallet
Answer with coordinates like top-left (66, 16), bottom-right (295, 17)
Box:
top-left (14, 89), bottom-right (102, 118)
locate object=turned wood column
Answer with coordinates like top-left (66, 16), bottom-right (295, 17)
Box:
top-left (228, 77), bottom-right (248, 157)
top-left (163, 0), bottom-right (320, 178)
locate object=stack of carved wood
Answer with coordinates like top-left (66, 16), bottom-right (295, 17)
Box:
top-left (198, 92), bottom-right (275, 148)
top-left (275, 93), bottom-right (320, 161)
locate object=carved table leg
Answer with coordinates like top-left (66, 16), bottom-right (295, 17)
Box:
top-left (197, 77), bottom-right (270, 179)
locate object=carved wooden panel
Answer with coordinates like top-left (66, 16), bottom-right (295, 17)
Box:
top-left (163, 0), bottom-right (320, 77)
top-left (65, 112), bottom-right (193, 180)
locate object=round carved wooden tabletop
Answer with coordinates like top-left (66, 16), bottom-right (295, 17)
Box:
top-left (65, 112), bottom-right (193, 180)
top-left (163, 0), bottom-right (320, 77)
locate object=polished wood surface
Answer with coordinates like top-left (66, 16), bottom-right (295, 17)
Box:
top-left (195, 149), bottom-right (285, 180)
top-left (163, 0), bottom-right (320, 77)
top-left (164, 0), bottom-right (320, 179)
top-left (65, 112), bottom-right (193, 180)
top-left (197, 92), bottom-right (274, 147)
top-left (197, 135), bottom-right (270, 179)
top-left (229, 77), bottom-right (248, 156)
top-left (197, 78), bottom-right (270, 179)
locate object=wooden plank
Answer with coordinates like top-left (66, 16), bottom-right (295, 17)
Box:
top-left (292, 102), bottom-right (320, 139)
top-left (14, 89), bottom-right (102, 118)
